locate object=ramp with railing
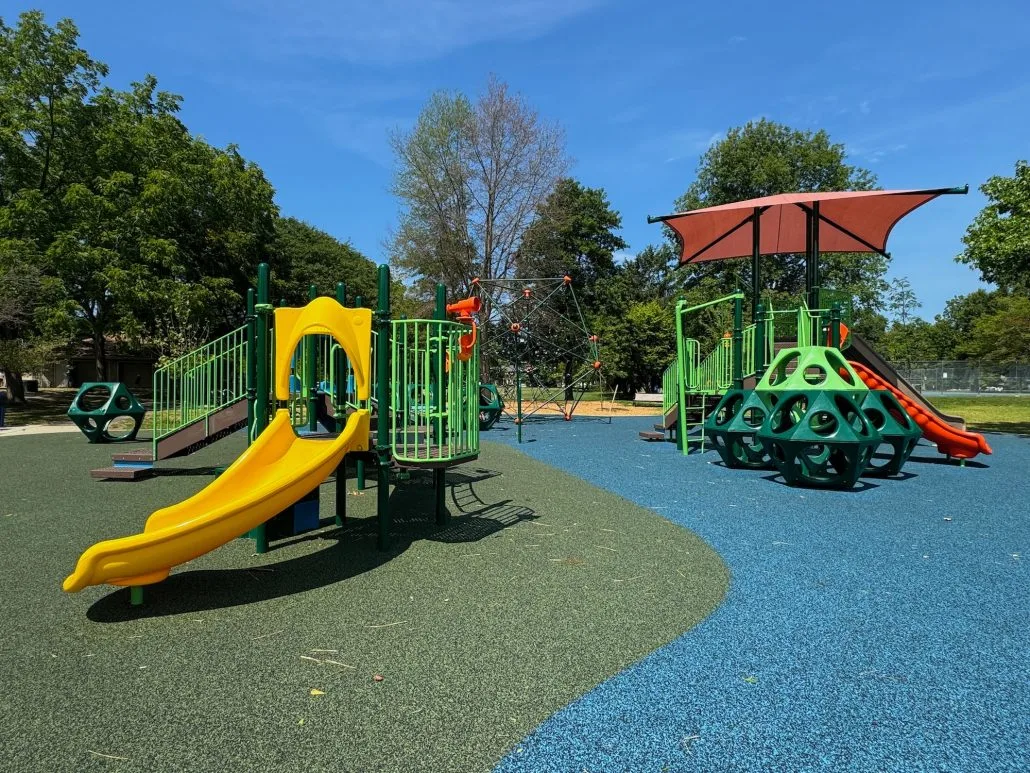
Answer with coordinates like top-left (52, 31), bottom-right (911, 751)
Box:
top-left (150, 326), bottom-right (250, 460)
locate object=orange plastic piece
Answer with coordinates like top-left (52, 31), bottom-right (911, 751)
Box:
top-left (510, 323), bottom-right (521, 333)
top-left (589, 334), bottom-right (598, 343)
top-left (523, 288), bottom-right (532, 298)
top-left (848, 360), bottom-right (992, 459)
top-left (593, 361), bottom-right (601, 370)
top-left (563, 275), bottom-right (572, 285)
top-left (446, 296), bottom-right (481, 318)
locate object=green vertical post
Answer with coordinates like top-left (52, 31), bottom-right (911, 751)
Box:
top-left (732, 294), bottom-right (744, 390)
top-left (246, 288), bottom-right (256, 446)
top-left (751, 206), bottom-right (762, 321)
top-left (829, 302), bottom-right (842, 349)
top-left (130, 586), bottom-right (143, 606)
top-left (674, 300), bottom-right (687, 454)
top-left (515, 348), bottom-right (523, 444)
top-left (755, 303), bottom-right (767, 379)
top-left (306, 284), bottom-right (318, 432)
top-left (252, 262), bottom-right (270, 554)
top-left (375, 266), bottom-right (392, 550)
top-left (355, 294), bottom-right (366, 491)
top-left (334, 281), bottom-right (347, 526)
top-left (433, 284), bottom-right (448, 526)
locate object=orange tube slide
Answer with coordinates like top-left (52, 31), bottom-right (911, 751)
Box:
top-left (849, 360), bottom-right (992, 459)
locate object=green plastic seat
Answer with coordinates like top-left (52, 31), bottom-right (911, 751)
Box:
top-left (478, 383), bottom-right (504, 430)
top-left (67, 382), bottom-right (146, 443)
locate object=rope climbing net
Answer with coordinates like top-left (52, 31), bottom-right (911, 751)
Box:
top-left (472, 275), bottom-right (608, 423)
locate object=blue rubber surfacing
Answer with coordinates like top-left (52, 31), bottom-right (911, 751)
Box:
top-left (490, 418), bottom-right (1030, 772)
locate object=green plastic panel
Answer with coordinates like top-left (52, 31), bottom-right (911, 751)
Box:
top-left (756, 346), bottom-right (867, 398)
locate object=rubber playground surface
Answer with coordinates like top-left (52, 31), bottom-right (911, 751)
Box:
top-left (1, 418), bottom-right (1026, 771)
top-left (0, 429), bottom-right (725, 772)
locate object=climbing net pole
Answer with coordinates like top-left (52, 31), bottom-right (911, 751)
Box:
top-left (472, 275), bottom-right (606, 428)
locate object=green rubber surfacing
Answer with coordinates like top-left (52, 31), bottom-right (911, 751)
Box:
top-left (0, 432), bottom-right (728, 772)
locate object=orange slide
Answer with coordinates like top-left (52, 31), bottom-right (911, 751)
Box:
top-left (849, 360), bottom-right (992, 460)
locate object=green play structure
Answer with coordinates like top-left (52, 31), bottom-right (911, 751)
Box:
top-left (642, 186), bottom-right (986, 489)
top-left (67, 382), bottom-right (147, 443)
top-left (86, 262), bottom-right (479, 555)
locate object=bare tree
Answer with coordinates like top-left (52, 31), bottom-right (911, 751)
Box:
top-left (390, 75), bottom-right (568, 315)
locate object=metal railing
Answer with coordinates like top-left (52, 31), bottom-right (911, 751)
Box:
top-left (151, 326), bottom-right (249, 455)
top-left (892, 361), bottom-right (1030, 395)
top-left (390, 319), bottom-right (479, 465)
top-left (662, 359), bottom-right (679, 415)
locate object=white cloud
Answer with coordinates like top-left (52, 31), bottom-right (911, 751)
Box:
top-left (230, 0), bottom-right (609, 66)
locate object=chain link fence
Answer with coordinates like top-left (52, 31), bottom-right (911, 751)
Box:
top-left (891, 361), bottom-right (1030, 395)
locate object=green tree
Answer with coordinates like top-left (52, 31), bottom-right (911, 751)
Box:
top-left (1, 12), bottom-right (278, 380)
top-left (879, 319), bottom-right (952, 363)
top-left (390, 75), bottom-right (567, 313)
top-left (269, 217), bottom-right (377, 306)
top-left (958, 160), bottom-right (1030, 292)
top-left (958, 295), bottom-right (1030, 363)
top-left (887, 276), bottom-right (920, 324)
top-left (673, 119), bottom-right (886, 326)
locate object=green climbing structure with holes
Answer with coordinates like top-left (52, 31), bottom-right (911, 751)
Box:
top-left (67, 382), bottom-right (147, 443)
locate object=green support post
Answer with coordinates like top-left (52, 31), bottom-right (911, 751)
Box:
top-left (755, 303), bottom-right (767, 379)
top-left (830, 302), bottom-right (842, 349)
top-left (674, 300), bottom-right (687, 453)
top-left (732, 293), bottom-right (744, 390)
top-left (130, 586), bottom-right (143, 606)
top-left (515, 348), bottom-right (524, 445)
top-left (375, 267), bottom-right (392, 550)
top-left (246, 288), bottom-right (256, 446)
top-left (355, 294), bottom-right (366, 491)
top-left (307, 284), bottom-right (318, 433)
top-left (252, 262), bottom-right (271, 554)
top-left (433, 284), bottom-right (448, 526)
top-left (335, 281), bottom-right (347, 526)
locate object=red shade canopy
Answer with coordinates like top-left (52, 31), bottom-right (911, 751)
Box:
top-left (650, 188), bottom-right (966, 264)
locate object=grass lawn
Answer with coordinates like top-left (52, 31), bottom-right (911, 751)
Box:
top-left (930, 395), bottom-right (1030, 435)
top-left (1, 387), bottom-right (82, 427)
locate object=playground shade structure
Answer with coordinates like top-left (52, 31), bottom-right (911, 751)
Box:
top-left (653, 188), bottom-right (964, 264)
top-left (63, 299), bottom-right (372, 592)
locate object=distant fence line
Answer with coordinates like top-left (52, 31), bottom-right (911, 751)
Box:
top-left (891, 360), bottom-right (1030, 395)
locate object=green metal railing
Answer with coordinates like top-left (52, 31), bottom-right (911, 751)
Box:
top-left (390, 319), bottom-right (479, 465)
top-left (662, 358), bottom-right (679, 416)
top-left (151, 325), bottom-right (248, 456)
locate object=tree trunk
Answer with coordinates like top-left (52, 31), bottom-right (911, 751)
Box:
top-left (93, 334), bottom-right (108, 382)
top-left (563, 360), bottom-right (573, 402)
top-left (2, 368), bottom-right (26, 404)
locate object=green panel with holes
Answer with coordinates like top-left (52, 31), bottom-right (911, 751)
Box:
top-left (67, 382), bottom-right (147, 443)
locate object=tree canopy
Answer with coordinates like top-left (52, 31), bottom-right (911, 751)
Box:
top-left (0, 11), bottom-right (378, 399)
top-left (958, 160), bottom-right (1030, 293)
top-left (390, 75), bottom-right (567, 310)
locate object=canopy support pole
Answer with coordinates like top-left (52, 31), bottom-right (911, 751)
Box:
top-left (751, 206), bottom-right (761, 321)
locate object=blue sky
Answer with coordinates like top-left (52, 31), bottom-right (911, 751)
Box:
top-left (11, 0), bottom-right (1029, 316)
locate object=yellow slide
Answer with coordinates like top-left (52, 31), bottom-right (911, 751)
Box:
top-left (63, 298), bottom-right (372, 593)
